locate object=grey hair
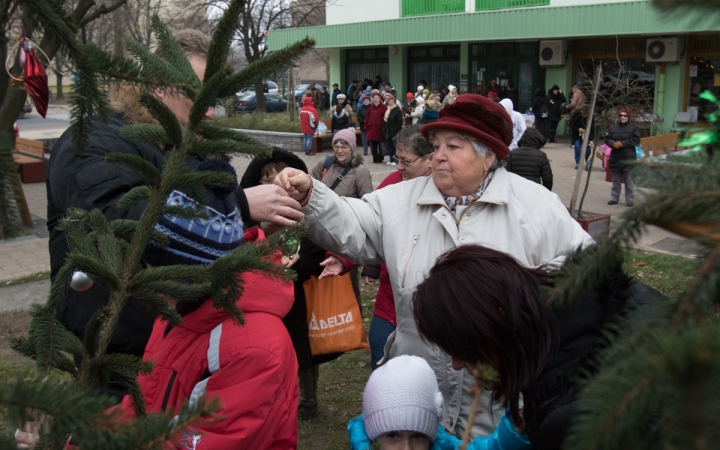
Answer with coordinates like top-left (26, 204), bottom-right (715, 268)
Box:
top-left (394, 124), bottom-right (433, 157)
top-left (426, 130), bottom-right (507, 169)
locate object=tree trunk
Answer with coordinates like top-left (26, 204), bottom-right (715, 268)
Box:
top-left (56, 73), bottom-right (64, 101)
top-left (254, 81), bottom-right (266, 113)
top-left (0, 33), bottom-right (9, 109)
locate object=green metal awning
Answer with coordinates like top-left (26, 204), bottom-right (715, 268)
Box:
top-left (267, 1), bottom-right (720, 50)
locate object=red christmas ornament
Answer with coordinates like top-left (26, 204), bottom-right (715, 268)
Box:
top-left (23, 49), bottom-right (49, 118)
top-left (5, 28), bottom-right (50, 118)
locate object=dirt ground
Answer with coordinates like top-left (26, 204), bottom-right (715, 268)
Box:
top-left (0, 309), bottom-right (33, 367)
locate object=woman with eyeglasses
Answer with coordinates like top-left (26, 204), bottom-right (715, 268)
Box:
top-left (605, 108), bottom-right (640, 207)
top-left (362, 124), bottom-right (433, 371)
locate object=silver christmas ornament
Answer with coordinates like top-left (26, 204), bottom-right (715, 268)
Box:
top-left (70, 271), bottom-right (93, 291)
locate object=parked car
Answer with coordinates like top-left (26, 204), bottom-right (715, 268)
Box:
top-left (236, 80), bottom-right (279, 97)
top-left (285, 83), bottom-right (311, 103)
top-left (235, 93), bottom-right (288, 113)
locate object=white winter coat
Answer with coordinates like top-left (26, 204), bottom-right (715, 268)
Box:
top-left (500, 99), bottom-right (527, 150)
top-left (301, 167), bottom-right (594, 434)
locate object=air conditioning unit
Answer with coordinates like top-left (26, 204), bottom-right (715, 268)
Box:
top-left (539, 40), bottom-right (567, 66)
top-left (646, 37), bottom-right (679, 62)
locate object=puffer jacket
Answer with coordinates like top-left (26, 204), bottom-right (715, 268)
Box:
top-left (310, 153), bottom-right (373, 199)
top-left (364, 101), bottom-right (387, 142)
top-left (506, 128), bottom-right (553, 190)
top-left (300, 97), bottom-right (319, 134)
top-left (300, 168), bottom-right (594, 436)
top-left (605, 120), bottom-right (641, 173)
top-left (114, 227), bottom-right (298, 449)
top-left (331, 103), bottom-right (354, 133)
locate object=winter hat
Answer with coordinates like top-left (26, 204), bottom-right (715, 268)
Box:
top-left (333, 127), bottom-right (357, 153)
top-left (362, 355), bottom-right (443, 441)
top-left (383, 92), bottom-right (395, 101)
top-left (337, 93), bottom-right (346, 100)
top-left (448, 84), bottom-right (457, 92)
top-left (371, 92), bottom-right (382, 100)
top-left (499, 98), bottom-right (514, 115)
top-left (618, 108), bottom-right (631, 117)
top-left (421, 94), bottom-right (513, 160)
top-left (406, 92), bottom-right (415, 100)
top-left (143, 159), bottom-right (244, 267)
top-left (416, 96), bottom-right (425, 105)
top-left (302, 97), bottom-right (314, 106)
top-left (240, 148), bottom-right (308, 189)
top-left (417, 85), bottom-right (424, 92)
top-left (486, 91), bottom-right (498, 99)
top-left (422, 89), bottom-right (430, 95)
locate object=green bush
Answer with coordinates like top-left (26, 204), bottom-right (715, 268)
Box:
top-left (215, 112), bottom-right (302, 133)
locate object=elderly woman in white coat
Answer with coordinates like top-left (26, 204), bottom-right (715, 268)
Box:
top-left (275, 94), bottom-right (594, 439)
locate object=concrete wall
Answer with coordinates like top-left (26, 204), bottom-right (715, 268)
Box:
top-left (389, 46), bottom-right (407, 97)
top-left (231, 129), bottom-right (305, 153)
top-left (327, 0), bottom-right (399, 25)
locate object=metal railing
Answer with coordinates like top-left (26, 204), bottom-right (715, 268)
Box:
top-left (402, 0), bottom-right (466, 17)
top-left (476, 0), bottom-right (550, 11)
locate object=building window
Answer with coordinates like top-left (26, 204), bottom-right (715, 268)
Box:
top-left (402, 0), bottom-right (465, 17)
top-left (476, 0), bottom-right (550, 11)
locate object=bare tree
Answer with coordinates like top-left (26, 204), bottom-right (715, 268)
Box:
top-left (207, 0), bottom-right (326, 112)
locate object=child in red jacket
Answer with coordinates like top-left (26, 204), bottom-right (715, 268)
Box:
top-left (16, 160), bottom-right (299, 449)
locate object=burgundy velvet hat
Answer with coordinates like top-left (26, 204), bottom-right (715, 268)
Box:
top-left (421, 94), bottom-right (513, 160)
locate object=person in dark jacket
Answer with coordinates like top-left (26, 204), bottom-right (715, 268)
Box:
top-left (569, 105), bottom-right (595, 170)
top-left (383, 95), bottom-right (403, 165)
top-left (46, 30), bottom-right (304, 402)
top-left (605, 108), bottom-right (641, 207)
top-left (413, 245), bottom-right (664, 450)
top-left (506, 82), bottom-right (520, 112)
top-left (532, 87), bottom-right (551, 141)
top-left (331, 94), bottom-right (354, 133)
top-left (402, 92), bottom-right (417, 126)
top-left (347, 78), bottom-right (360, 102)
top-left (547, 85), bottom-right (567, 143)
top-left (320, 86), bottom-right (330, 111)
top-left (331, 83), bottom-right (341, 107)
top-left (240, 149), bottom-right (353, 422)
top-left (506, 128), bottom-right (553, 190)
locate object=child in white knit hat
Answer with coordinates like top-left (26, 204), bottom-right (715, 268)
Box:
top-left (360, 355), bottom-right (443, 449)
top-left (348, 355), bottom-right (531, 450)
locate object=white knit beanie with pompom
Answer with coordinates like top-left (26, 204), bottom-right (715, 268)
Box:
top-left (362, 355), bottom-right (444, 441)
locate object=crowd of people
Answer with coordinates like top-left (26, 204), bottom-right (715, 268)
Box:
top-left (16, 30), bottom-right (650, 449)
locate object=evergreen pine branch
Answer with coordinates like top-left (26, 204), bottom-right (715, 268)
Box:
top-left (45, 264), bottom-right (75, 313)
top-left (28, 306), bottom-right (81, 374)
top-left (126, 289), bottom-right (182, 325)
top-left (149, 15), bottom-right (199, 88)
top-left (164, 205), bottom-right (210, 221)
top-left (671, 244), bottom-right (720, 329)
top-left (203, 0), bottom-right (244, 83)
top-left (217, 37), bottom-right (316, 98)
top-left (138, 93), bottom-right (183, 146)
top-left (125, 40), bottom-right (196, 100)
top-left (142, 281), bottom-right (215, 304)
top-left (106, 153), bottom-right (162, 187)
top-left (130, 265), bottom-right (213, 286)
top-left (120, 124), bottom-right (171, 145)
top-left (117, 186), bottom-right (152, 212)
top-left (10, 335), bottom-right (37, 360)
top-left (83, 305), bottom-right (112, 358)
top-left (187, 66), bottom-right (233, 130)
top-left (22, 0), bottom-right (81, 59)
top-left (65, 252), bottom-right (122, 292)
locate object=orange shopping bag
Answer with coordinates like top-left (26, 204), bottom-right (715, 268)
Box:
top-left (303, 272), bottom-right (370, 356)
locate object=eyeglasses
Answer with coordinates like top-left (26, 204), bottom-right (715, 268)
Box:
top-left (333, 144), bottom-right (351, 150)
top-left (619, 114), bottom-right (629, 117)
top-left (392, 155), bottom-right (423, 166)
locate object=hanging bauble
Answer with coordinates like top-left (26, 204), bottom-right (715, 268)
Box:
top-left (70, 271), bottom-right (93, 292)
top-left (5, 27), bottom-right (50, 118)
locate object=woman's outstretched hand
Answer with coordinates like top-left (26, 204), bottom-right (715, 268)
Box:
top-left (274, 168), bottom-right (313, 202)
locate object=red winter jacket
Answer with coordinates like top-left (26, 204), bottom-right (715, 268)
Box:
top-left (113, 227), bottom-right (298, 449)
top-left (364, 101), bottom-right (387, 142)
top-left (300, 97), bottom-right (319, 135)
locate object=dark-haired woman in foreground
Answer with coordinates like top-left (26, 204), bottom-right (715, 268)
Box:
top-left (413, 245), bottom-right (662, 450)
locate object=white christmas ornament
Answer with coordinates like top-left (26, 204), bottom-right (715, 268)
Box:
top-left (70, 271), bottom-right (93, 291)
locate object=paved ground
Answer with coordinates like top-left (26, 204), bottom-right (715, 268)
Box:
top-left (0, 137), bottom-right (699, 309)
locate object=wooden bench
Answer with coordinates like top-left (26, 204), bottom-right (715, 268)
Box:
top-left (312, 118), bottom-right (362, 153)
top-left (13, 137), bottom-right (46, 183)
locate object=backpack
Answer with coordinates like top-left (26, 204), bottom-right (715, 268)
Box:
top-left (540, 103), bottom-right (549, 119)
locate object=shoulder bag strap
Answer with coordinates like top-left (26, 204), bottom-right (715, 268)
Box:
top-left (329, 164), bottom-right (353, 191)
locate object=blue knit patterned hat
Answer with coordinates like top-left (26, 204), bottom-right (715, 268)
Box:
top-left (143, 159), bottom-right (244, 266)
